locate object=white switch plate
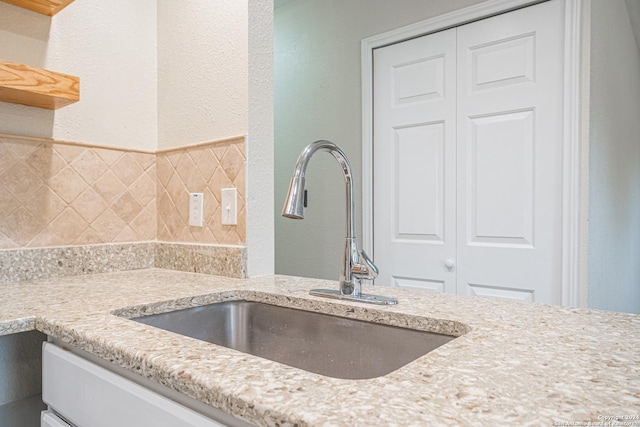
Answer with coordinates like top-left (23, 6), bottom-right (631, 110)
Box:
top-left (189, 193), bottom-right (203, 227)
top-left (221, 188), bottom-right (237, 225)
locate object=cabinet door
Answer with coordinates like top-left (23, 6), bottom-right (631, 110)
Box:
top-left (373, 28), bottom-right (458, 294)
top-left (42, 343), bottom-right (228, 427)
top-left (456, 0), bottom-right (564, 304)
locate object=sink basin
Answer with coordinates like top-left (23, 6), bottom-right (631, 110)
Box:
top-left (131, 300), bottom-right (455, 380)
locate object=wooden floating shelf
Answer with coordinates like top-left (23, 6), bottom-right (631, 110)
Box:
top-left (0, 60), bottom-right (79, 110)
top-left (0, 0), bottom-right (74, 16)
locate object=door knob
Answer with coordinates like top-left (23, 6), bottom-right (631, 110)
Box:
top-left (444, 259), bottom-right (455, 271)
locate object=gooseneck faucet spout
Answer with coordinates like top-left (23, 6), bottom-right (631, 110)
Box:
top-left (282, 140), bottom-right (397, 305)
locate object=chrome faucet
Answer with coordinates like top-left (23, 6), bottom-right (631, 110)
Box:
top-left (282, 140), bottom-right (398, 305)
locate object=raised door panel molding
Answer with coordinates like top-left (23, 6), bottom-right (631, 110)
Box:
top-left (0, 60), bottom-right (79, 110)
top-left (0, 0), bottom-right (74, 16)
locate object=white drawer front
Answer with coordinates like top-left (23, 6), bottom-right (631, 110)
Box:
top-left (41, 410), bottom-right (71, 427)
top-left (42, 343), bottom-right (227, 427)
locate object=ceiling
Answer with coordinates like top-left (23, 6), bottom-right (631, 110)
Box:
top-left (272, 0), bottom-right (640, 51)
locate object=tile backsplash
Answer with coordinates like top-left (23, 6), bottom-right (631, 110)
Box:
top-left (157, 138), bottom-right (245, 246)
top-left (0, 134), bottom-right (246, 280)
top-left (0, 136), bottom-right (156, 249)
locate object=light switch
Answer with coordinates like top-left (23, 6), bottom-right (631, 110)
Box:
top-left (189, 193), bottom-right (203, 227)
top-left (221, 188), bottom-right (237, 225)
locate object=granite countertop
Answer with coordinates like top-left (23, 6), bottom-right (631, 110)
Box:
top-left (1, 268), bottom-right (639, 426)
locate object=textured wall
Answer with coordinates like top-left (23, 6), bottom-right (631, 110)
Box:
top-left (0, 0), bottom-right (158, 151)
top-left (157, 0), bottom-right (248, 150)
top-left (588, 0), bottom-right (640, 313)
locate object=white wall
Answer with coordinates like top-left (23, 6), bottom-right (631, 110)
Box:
top-left (247, 0), bottom-right (274, 277)
top-left (157, 1), bottom-right (248, 150)
top-left (0, 0), bottom-right (158, 151)
top-left (588, 0), bottom-right (640, 313)
top-left (274, 0), bottom-right (488, 280)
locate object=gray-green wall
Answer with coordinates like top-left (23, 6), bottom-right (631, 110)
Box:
top-left (588, 0), bottom-right (640, 313)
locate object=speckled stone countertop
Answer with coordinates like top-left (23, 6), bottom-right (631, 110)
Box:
top-left (1, 269), bottom-right (639, 426)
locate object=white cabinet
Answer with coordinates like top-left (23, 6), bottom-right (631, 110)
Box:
top-left (42, 342), bottom-right (248, 427)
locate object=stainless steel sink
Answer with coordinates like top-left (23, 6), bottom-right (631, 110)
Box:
top-left (131, 300), bottom-right (455, 380)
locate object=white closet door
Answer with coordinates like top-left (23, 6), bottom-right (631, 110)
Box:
top-left (372, 0), bottom-right (565, 304)
top-left (456, 0), bottom-right (565, 303)
top-left (373, 29), bottom-right (457, 293)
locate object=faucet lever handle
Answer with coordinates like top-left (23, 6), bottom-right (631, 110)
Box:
top-left (360, 250), bottom-right (378, 276)
top-left (352, 250), bottom-right (378, 280)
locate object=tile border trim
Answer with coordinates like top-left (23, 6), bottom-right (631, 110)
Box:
top-left (0, 132), bottom-right (247, 155)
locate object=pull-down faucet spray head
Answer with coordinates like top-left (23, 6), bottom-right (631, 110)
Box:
top-left (282, 140), bottom-right (332, 221)
top-left (282, 140), bottom-right (356, 237)
top-left (282, 176), bottom-right (305, 219)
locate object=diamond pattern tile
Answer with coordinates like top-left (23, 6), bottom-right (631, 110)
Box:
top-left (196, 148), bottom-right (218, 179)
top-left (74, 188), bottom-right (107, 223)
top-left (156, 155), bottom-right (174, 187)
top-left (112, 191), bottom-right (143, 224)
top-left (50, 167), bottom-right (86, 203)
top-left (94, 147), bottom-right (123, 166)
top-left (55, 144), bottom-right (85, 163)
top-left (0, 231), bottom-right (17, 249)
top-left (3, 138), bottom-right (38, 159)
top-left (0, 142), bottom-right (19, 171)
top-left (0, 189), bottom-right (21, 220)
top-left (0, 163), bottom-right (44, 202)
top-left (130, 172), bottom-right (156, 206)
top-left (71, 149), bottom-right (108, 184)
top-left (1, 207), bottom-right (44, 246)
top-left (92, 209), bottom-right (127, 242)
top-left (220, 144), bottom-right (244, 181)
top-left (94, 171), bottom-right (127, 205)
top-left (26, 145), bottom-right (66, 179)
top-left (176, 153), bottom-right (196, 183)
top-left (112, 154), bottom-right (145, 186)
top-left (50, 208), bottom-right (87, 243)
top-left (25, 188), bottom-right (67, 223)
top-left (0, 136), bottom-right (244, 249)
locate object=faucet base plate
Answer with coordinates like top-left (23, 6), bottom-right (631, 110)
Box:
top-left (310, 289), bottom-right (398, 305)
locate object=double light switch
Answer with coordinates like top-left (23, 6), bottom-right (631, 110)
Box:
top-left (188, 189), bottom-right (238, 227)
